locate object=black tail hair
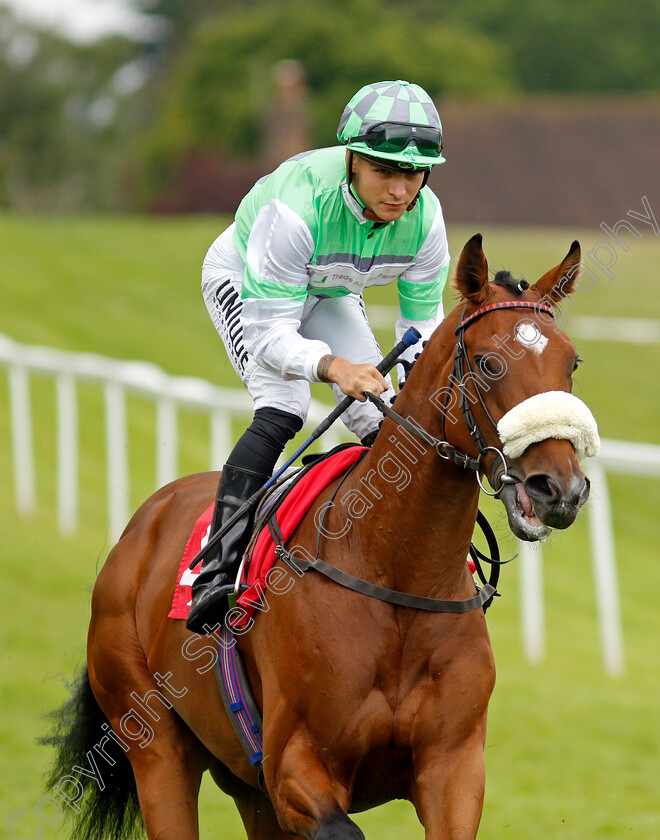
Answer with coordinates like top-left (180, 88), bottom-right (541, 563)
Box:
top-left (40, 665), bottom-right (145, 840)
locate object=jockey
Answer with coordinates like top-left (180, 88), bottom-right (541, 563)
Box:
top-left (187, 80), bottom-right (449, 633)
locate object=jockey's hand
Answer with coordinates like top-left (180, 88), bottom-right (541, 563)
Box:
top-left (317, 355), bottom-right (388, 401)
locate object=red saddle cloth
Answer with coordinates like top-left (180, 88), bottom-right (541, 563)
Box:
top-left (169, 446), bottom-right (368, 623)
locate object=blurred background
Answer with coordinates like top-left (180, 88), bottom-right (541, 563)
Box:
top-left (1, 1), bottom-right (659, 838)
top-left (0, 0), bottom-right (658, 221)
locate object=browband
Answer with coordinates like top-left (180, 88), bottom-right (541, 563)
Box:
top-left (456, 300), bottom-right (555, 333)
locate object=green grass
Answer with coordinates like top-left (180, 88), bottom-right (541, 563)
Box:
top-left (1, 216), bottom-right (659, 837)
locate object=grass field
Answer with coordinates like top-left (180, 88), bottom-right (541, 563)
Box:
top-left (1, 215), bottom-right (659, 838)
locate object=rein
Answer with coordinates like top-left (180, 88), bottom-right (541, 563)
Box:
top-left (271, 299), bottom-right (552, 616)
top-left (365, 391), bottom-right (482, 472)
top-left (241, 299), bottom-right (554, 624)
top-left (265, 448), bottom-right (504, 616)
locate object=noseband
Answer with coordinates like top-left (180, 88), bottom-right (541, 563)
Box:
top-left (368, 299), bottom-right (556, 496)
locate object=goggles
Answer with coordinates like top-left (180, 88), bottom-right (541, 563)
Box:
top-left (348, 121), bottom-right (443, 157)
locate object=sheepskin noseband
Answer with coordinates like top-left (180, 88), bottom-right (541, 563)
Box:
top-left (497, 391), bottom-right (600, 461)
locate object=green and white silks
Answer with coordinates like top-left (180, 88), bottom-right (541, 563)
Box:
top-left (202, 146), bottom-right (450, 385)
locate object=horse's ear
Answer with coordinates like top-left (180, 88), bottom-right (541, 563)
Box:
top-left (453, 233), bottom-right (489, 303)
top-left (531, 240), bottom-right (582, 303)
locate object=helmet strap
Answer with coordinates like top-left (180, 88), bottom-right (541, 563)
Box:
top-left (406, 168), bottom-right (430, 211)
top-left (346, 150), bottom-right (353, 185)
top-left (346, 151), bottom-right (371, 213)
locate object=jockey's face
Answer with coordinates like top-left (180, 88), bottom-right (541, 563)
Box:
top-left (350, 154), bottom-right (425, 223)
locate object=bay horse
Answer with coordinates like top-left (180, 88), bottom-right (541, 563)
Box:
top-left (45, 235), bottom-right (596, 840)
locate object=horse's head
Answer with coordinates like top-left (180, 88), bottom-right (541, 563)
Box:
top-left (415, 234), bottom-right (599, 541)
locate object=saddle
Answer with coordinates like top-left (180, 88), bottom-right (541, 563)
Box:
top-left (230, 443), bottom-right (368, 628)
top-left (168, 444), bottom-right (367, 621)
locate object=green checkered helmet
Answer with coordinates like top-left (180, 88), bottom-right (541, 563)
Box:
top-left (337, 80), bottom-right (445, 170)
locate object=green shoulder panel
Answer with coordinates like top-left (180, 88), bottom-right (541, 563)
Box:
top-left (233, 146), bottom-right (446, 310)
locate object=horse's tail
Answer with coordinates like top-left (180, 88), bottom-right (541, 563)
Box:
top-left (40, 665), bottom-right (145, 840)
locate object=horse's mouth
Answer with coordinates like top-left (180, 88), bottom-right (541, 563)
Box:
top-left (500, 482), bottom-right (553, 542)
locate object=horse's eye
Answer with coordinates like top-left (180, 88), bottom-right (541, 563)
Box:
top-left (474, 354), bottom-right (501, 378)
top-left (573, 356), bottom-right (583, 372)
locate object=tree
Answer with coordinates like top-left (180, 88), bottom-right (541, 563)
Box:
top-left (132, 0), bottom-right (517, 206)
top-left (134, 0), bottom-right (259, 37)
top-left (0, 8), bottom-right (148, 211)
top-left (440, 0), bottom-right (660, 92)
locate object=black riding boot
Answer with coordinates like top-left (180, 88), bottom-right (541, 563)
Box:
top-left (186, 465), bottom-right (268, 634)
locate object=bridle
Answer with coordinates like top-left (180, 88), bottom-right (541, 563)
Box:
top-left (262, 298), bottom-right (558, 619)
top-left (367, 298), bottom-right (556, 497)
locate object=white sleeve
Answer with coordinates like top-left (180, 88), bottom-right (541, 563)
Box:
top-left (240, 199), bottom-right (331, 382)
top-left (242, 297), bottom-right (331, 382)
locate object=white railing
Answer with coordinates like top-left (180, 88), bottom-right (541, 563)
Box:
top-left (0, 333), bottom-right (346, 542)
top-left (519, 443), bottom-right (660, 677)
top-left (2, 332), bottom-right (659, 676)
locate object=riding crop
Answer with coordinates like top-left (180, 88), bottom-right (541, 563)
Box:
top-left (189, 326), bottom-right (421, 569)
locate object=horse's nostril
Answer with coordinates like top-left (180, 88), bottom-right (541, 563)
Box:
top-left (524, 473), bottom-right (561, 502)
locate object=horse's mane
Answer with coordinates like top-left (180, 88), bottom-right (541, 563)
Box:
top-left (491, 270), bottom-right (528, 295)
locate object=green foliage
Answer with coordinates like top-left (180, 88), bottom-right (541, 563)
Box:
top-left (0, 9), bottom-right (147, 211)
top-left (135, 0), bottom-right (515, 190)
top-left (2, 0), bottom-right (659, 212)
top-left (441, 0), bottom-right (660, 91)
top-left (137, 0), bottom-right (259, 37)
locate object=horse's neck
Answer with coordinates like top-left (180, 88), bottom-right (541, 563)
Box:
top-left (351, 403), bottom-right (479, 598)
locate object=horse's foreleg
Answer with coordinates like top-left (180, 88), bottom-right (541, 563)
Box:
top-left (230, 784), bottom-right (291, 840)
top-left (411, 730), bottom-right (488, 840)
top-left (126, 721), bottom-right (208, 840)
top-left (266, 735), bottom-right (365, 840)
top-left (407, 629), bottom-right (495, 840)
